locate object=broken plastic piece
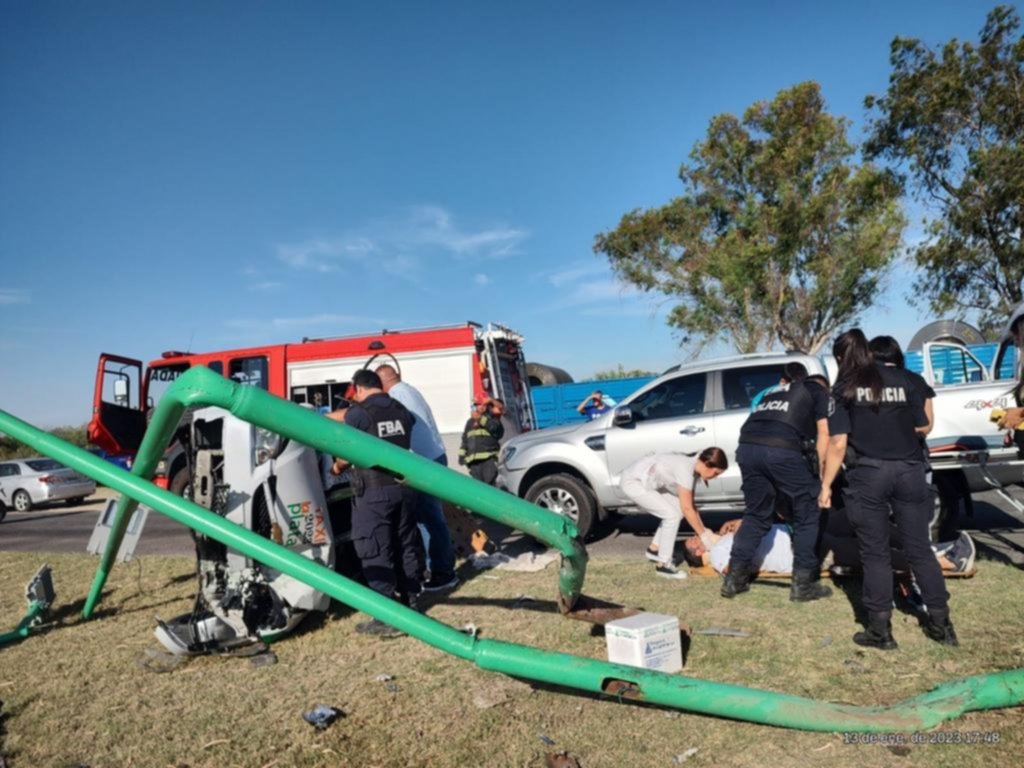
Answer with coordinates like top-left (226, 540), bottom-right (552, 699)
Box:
top-left (302, 705), bottom-right (344, 730)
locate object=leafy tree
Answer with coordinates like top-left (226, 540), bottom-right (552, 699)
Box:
top-left (865, 6), bottom-right (1024, 331)
top-left (0, 425), bottom-right (90, 460)
top-left (595, 82), bottom-right (905, 353)
top-left (592, 364), bottom-right (657, 381)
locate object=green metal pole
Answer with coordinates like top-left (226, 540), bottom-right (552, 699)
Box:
top-left (1, 408), bottom-right (1022, 731)
top-left (0, 600), bottom-right (46, 647)
top-left (86, 366), bottom-right (586, 619)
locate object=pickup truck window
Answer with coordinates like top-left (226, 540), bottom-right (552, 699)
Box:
top-left (722, 365), bottom-right (787, 410)
top-left (630, 373), bottom-right (706, 421)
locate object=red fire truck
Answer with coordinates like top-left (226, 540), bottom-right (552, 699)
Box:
top-left (88, 322), bottom-right (536, 492)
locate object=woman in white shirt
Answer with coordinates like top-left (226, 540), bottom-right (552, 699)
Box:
top-left (619, 447), bottom-right (728, 579)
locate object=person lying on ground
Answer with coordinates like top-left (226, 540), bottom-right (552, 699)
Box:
top-left (681, 518), bottom-right (976, 577)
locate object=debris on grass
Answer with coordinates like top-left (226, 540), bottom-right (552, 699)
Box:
top-left (202, 739), bottom-right (230, 749)
top-left (250, 651), bottom-right (278, 668)
top-left (375, 673), bottom-right (394, 683)
top-left (544, 751), bottom-right (582, 768)
top-left (673, 747), bottom-right (699, 764)
top-left (539, 734), bottom-right (556, 747)
top-left (694, 627), bottom-right (749, 638)
top-left (302, 705), bottom-right (345, 731)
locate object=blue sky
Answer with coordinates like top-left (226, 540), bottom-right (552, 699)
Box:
top-left (0, 1), bottom-right (999, 428)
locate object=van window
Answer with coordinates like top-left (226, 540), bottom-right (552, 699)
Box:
top-left (722, 365), bottom-right (787, 410)
top-left (207, 361), bottom-right (224, 376)
top-left (630, 374), bottom-right (706, 421)
top-left (229, 356), bottom-right (269, 389)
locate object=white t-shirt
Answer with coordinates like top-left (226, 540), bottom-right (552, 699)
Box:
top-left (623, 454), bottom-right (698, 493)
top-left (387, 381), bottom-right (446, 460)
top-left (709, 524), bottom-right (794, 574)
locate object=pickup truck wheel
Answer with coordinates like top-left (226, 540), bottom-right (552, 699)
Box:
top-left (13, 490), bottom-right (32, 513)
top-left (525, 474), bottom-right (596, 539)
top-left (169, 468), bottom-right (191, 498)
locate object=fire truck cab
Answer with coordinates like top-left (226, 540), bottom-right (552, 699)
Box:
top-left (88, 322), bottom-right (535, 492)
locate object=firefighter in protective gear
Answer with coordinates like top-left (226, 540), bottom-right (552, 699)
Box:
top-left (341, 369), bottom-right (424, 635)
top-left (722, 362), bottom-right (832, 602)
top-left (458, 397), bottom-right (505, 485)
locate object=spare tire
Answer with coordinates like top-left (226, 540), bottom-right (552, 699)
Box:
top-left (526, 362), bottom-right (574, 387)
top-left (908, 320), bottom-right (987, 351)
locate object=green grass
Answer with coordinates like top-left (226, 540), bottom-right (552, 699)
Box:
top-left (1, 552), bottom-right (1023, 767)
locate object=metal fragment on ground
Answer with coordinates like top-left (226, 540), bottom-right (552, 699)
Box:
top-left (695, 627), bottom-right (749, 638)
top-left (302, 705), bottom-right (344, 730)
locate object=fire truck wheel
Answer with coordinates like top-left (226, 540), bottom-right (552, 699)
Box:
top-left (169, 467), bottom-right (191, 498)
top-left (525, 473), bottom-right (596, 539)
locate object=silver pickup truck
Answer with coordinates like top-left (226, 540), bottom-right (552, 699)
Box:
top-left (498, 343), bottom-right (1023, 537)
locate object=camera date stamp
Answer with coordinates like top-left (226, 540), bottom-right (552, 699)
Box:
top-left (841, 730), bottom-right (1001, 746)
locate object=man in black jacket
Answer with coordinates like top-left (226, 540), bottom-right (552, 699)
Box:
top-left (341, 369), bottom-right (424, 636)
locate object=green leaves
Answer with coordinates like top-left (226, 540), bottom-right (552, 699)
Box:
top-left (595, 82), bottom-right (904, 353)
top-left (866, 5), bottom-right (1024, 331)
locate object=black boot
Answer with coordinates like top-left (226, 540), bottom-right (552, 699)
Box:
top-left (720, 562), bottom-right (753, 599)
top-left (790, 568), bottom-right (833, 602)
top-left (921, 615), bottom-right (959, 647)
top-left (853, 612), bottom-right (897, 651)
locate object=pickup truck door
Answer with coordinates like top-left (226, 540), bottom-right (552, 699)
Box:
top-left (709, 363), bottom-right (791, 498)
top-left (922, 342), bottom-right (990, 387)
top-left (604, 372), bottom-right (725, 502)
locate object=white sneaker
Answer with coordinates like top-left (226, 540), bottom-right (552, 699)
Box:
top-left (655, 564), bottom-right (687, 580)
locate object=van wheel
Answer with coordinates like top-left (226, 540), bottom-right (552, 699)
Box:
top-left (169, 468), bottom-right (191, 498)
top-left (525, 474), bottom-right (596, 539)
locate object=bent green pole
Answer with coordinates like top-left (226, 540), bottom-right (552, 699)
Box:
top-left (0, 410), bottom-right (1022, 731)
top-left (0, 600), bottom-right (46, 648)
top-left (86, 366), bottom-right (586, 620)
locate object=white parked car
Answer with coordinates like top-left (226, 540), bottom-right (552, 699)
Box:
top-left (0, 457), bottom-right (96, 514)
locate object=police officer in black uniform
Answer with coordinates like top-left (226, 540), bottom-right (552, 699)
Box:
top-left (343, 369), bottom-right (424, 636)
top-left (820, 329), bottom-right (957, 650)
top-left (722, 362), bottom-right (833, 601)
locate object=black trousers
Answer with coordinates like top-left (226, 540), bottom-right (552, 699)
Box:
top-left (468, 456), bottom-right (499, 486)
top-left (729, 443), bottom-right (822, 571)
top-left (843, 460), bottom-right (949, 618)
top-left (351, 486), bottom-right (424, 600)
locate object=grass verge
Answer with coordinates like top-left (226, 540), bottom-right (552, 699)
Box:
top-left (0, 551), bottom-right (1022, 767)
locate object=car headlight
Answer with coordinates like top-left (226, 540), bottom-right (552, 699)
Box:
top-left (500, 445), bottom-right (517, 466)
top-left (254, 427), bottom-right (287, 466)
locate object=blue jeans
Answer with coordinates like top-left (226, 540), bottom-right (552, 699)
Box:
top-left (413, 454), bottom-right (457, 579)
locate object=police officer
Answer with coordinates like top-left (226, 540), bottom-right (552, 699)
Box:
top-left (722, 362), bottom-right (833, 602)
top-left (820, 329), bottom-right (957, 650)
top-left (343, 369), bottom-right (424, 636)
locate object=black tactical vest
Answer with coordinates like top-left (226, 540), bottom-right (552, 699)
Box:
top-left (351, 395), bottom-right (412, 489)
top-left (846, 366), bottom-right (923, 461)
top-left (744, 382), bottom-right (816, 440)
